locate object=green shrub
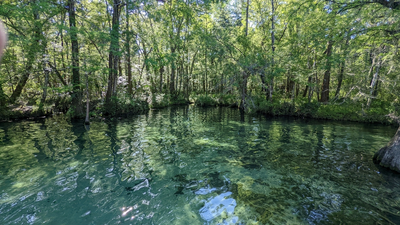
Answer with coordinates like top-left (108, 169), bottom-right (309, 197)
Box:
top-left (256, 98), bottom-right (295, 115)
top-left (102, 96), bottom-right (149, 116)
top-left (194, 94), bottom-right (218, 107)
top-left (296, 101), bottom-right (320, 117)
top-left (217, 94), bottom-right (237, 106)
top-left (149, 93), bottom-right (169, 108)
top-left (170, 94), bottom-right (188, 105)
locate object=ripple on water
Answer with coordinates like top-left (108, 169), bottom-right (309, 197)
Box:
top-left (0, 107), bottom-right (399, 224)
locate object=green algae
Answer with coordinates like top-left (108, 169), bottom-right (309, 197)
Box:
top-left (0, 106), bottom-right (399, 224)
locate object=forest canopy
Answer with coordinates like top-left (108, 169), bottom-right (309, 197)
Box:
top-left (0, 0), bottom-right (399, 122)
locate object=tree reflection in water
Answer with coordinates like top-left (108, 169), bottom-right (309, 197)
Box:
top-left (0, 106), bottom-right (399, 224)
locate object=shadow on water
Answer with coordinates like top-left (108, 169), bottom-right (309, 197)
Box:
top-left (0, 106), bottom-right (399, 224)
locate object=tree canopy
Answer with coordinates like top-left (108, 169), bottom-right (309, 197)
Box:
top-left (0, 0), bottom-right (399, 121)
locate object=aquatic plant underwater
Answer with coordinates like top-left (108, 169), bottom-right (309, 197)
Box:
top-left (0, 106), bottom-right (399, 224)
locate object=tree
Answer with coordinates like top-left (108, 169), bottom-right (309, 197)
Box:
top-left (106, 0), bottom-right (122, 108)
top-left (319, 40), bottom-right (333, 103)
top-left (327, 0), bottom-right (400, 11)
top-left (9, 0), bottom-right (43, 103)
top-left (125, 0), bottom-right (133, 96)
top-left (68, 0), bottom-right (83, 116)
top-left (0, 0), bottom-right (398, 129)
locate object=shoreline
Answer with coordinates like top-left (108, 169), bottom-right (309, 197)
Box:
top-left (1, 102), bottom-right (398, 128)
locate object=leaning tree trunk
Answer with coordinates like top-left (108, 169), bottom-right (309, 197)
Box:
top-left (373, 127), bottom-right (400, 172)
top-left (10, 0), bottom-right (41, 103)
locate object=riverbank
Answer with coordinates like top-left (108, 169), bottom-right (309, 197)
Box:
top-left (0, 94), bottom-right (188, 122)
top-left (256, 100), bottom-right (399, 126)
top-left (1, 94), bottom-right (399, 126)
top-left (192, 94), bottom-right (400, 126)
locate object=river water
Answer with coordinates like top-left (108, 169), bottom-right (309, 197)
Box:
top-left (0, 106), bottom-right (399, 224)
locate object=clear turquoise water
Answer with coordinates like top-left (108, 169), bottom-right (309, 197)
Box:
top-left (0, 106), bottom-right (399, 225)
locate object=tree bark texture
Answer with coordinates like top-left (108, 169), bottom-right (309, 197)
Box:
top-left (367, 57), bottom-right (381, 108)
top-left (40, 60), bottom-right (50, 108)
top-left (126, 2), bottom-right (133, 95)
top-left (334, 37), bottom-right (349, 99)
top-left (106, 0), bottom-right (121, 105)
top-left (303, 76), bottom-right (312, 97)
top-left (85, 68), bottom-right (90, 125)
top-left (334, 62), bottom-right (345, 99)
top-left (170, 47), bottom-right (176, 94)
top-left (320, 40), bottom-right (333, 103)
top-left (269, 0), bottom-right (275, 101)
top-left (68, 0), bottom-right (83, 116)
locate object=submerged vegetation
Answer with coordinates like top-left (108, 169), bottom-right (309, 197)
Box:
top-left (0, 0), bottom-right (399, 124)
top-left (0, 106), bottom-right (398, 224)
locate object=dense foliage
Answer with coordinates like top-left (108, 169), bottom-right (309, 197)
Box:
top-left (0, 0), bottom-right (399, 123)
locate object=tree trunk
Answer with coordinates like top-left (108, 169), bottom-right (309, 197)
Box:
top-left (303, 56), bottom-right (313, 98)
top-left (126, 2), bottom-right (133, 96)
top-left (85, 61), bottom-right (90, 125)
top-left (260, 71), bottom-right (267, 95)
top-left (170, 47), bottom-right (176, 94)
top-left (308, 76), bottom-right (314, 102)
top-left (205, 48), bottom-right (208, 94)
top-left (239, 0), bottom-right (251, 110)
top-left (367, 57), bottom-right (381, 109)
top-left (167, 65), bottom-right (170, 92)
top-left (309, 52), bottom-right (317, 102)
top-left (373, 78), bottom-right (380, 97)
top-left (159, 66), bottom-right (164, 92)
top-left (303, 76), bottom-right (311, 97)
top-left (320, 40), bottom-right (333, 103)
top-left (40, 59), bottom-right (49, 111)
top-left (240, 71), bottom-right (248, 111)
top-left (106, 0), bottom-right (121, 107)
top-left (68, 0), bottom-right (83, 116)
top-left (286, 74), bottom-right (294, 96)
top-left (179, 59), bottom-right (183, 94)
top-left (334, 37), bottom-right (350, 99)
top-left (10, 0), bottom-right (41, 103)
top-left (374, 127), bottom-right (400, 173)
top-left (245, 0), bottom-right (249, 36)
top-left (334, 62), bottom-right (345, 99)
top-left (269, 0), bottom-right (275, 101)
top-left (60, 9), bottom-right (67, 73)
top-left (0, 84), bottom-right (6, 107)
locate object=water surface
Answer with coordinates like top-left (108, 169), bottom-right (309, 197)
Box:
top-left (0, 106), bottom-right (399, 224)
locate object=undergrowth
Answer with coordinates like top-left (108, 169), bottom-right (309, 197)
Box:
top-left (255, 97), bottom-right (398, 125)
top-left (193, 94), bottom-right (237, 107)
